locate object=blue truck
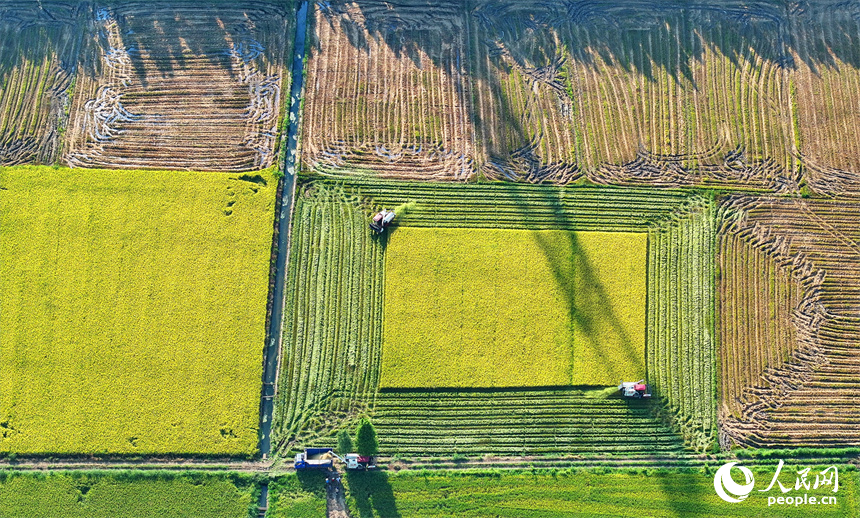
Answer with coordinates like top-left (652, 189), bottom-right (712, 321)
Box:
top-left (294, 448), bottom-right (334, 469)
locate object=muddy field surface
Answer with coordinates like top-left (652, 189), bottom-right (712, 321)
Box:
top-left (0, 2), bottom-right (83, 165)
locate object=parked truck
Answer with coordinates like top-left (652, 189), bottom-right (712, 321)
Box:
top-left (294, 448), bottom-right (335, 469)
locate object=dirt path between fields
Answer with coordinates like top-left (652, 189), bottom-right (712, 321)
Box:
top-left (327, 472), bottom-right (351, 518)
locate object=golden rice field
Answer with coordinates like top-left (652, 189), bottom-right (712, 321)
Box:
top-left (381, 228), bottom-right (646, 388)
top-left (0, 165), bottom-right (276, 455)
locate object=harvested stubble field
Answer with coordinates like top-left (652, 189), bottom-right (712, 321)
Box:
top-left (382, 228), bottom-right (646, 388)
top-left (0, 166), bottom-right (277, 455)
top-left (276, 177), bottom-right (716, 454)
top-left (718, 196), bottom-right (860, 449)
top-left (302, 0), bottom-right (474, 180)
top-left (0, 471), bottom-right (256, 518)
top-left (63, 1), bottom-right (291, 171)
top-left (468, 0), bottom-right (796, 188)
top-left (790, 2), bottom-right (860, 196)
top-left (0, 2), bottom-right (83, 166)
top-left (302, 0), bottom-right (860, 194)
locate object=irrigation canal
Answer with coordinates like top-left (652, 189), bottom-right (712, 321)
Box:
top-left (256, 0), bottom-right (309, 510)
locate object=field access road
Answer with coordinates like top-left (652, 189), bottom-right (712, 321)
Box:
top-left (259, 0), bottom-right (309, 459)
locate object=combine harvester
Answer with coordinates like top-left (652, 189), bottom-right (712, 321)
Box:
top-left (618, 380), bottom-right (652, 399)
top-left (294, 448), bottom-right (377, 471)
top-left (369, 209), bottom-right (395, 234)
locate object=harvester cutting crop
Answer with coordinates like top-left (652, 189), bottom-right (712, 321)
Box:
top-left (618, 380), bottom-right (651, 398)
top-left (370, 209), bottom-right (395, 234)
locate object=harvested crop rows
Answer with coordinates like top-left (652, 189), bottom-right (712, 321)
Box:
top-left (277, 177), bottom-right (717, 455)
top-left (369, 390), bottom-right (684, 456)
top-left (470, 1), bottom-right (795, 188)
top-left (648, 199), bottom-right (718, 452)
top-left (302, 0), bottom-right (860, 194)
top-left (0, 2), bottom-right (83, 165)
top-left (273, 183), bottom-right (384, 452)
top-left (302, 0), bottom-right (474, 180)
top-left (718, 225), bottom-right (803, 429)
top-left (302, 0), bottom-right (840, 191)
top-left (63, 1), bottom-right (290, 171)
top-left (790, 2), bottom-right (860, 196)
top-left (718, 196), bottom-right (860, 449)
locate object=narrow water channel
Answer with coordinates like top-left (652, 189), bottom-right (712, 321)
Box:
top-left (259, 0), bottom-right (309, 459)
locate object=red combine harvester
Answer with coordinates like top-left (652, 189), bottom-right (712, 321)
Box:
top-left (344, 453), bottom-right (377, 470)
top-left (618, 380), bottom-right (652, 398)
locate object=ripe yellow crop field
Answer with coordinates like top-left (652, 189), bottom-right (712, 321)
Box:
top-left (381, 228), bottom-right (646, 388)
top-left (0, 165), bottom-right (276, 455)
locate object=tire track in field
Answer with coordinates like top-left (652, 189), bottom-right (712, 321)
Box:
top-left (718, 195), bottom-right (860, 449)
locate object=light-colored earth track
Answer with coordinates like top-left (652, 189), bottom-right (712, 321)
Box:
top-left (719, 196), bottom-right (860, 449)
top-left (0, 2), bottom-right (83, 165)
top-left (63, 1), bottom-right (290, 171)
top-left (302, 0), bottom-right (474, 180)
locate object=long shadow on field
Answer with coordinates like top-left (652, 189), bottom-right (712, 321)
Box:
top-left (331, 0), bottom-right (860, 88)
top-left (346, 471), bottom-right (402, 518)
top-left (510, 186), bottom-right (646, 381)
top-left (321, 0), bottom-right (860, 178)
top-left (85, 2), bottom-right (292, 89)
top-left (0, 3), bottom-right (80, 80)
top-left (296, 469), bottom-right (327, 493)
top-left (111, 5), bottom-right (247, 87)
top-left (0, 3), bottom-right (83, 163)
top-left (655, 470), bottom-right (709, 516)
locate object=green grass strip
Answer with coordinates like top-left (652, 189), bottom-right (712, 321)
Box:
top-left (341, 468), bottom-right (858, 518)
top-left (0, 471), bottom-right (257, 518)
